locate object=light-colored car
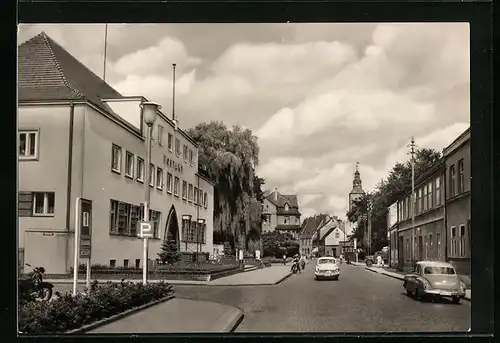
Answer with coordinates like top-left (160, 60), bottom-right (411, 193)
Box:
top-left (314, 257), bottom-right (340, 280)
top-left (403, 261), bottom-right (466, 304)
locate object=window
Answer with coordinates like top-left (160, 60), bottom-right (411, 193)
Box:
top-left (199, 189), bottom-right (203, 207)
top-left (429, 234), bottom-right (433, 258)
top-left (424, 266), bottom-right (455, 275)
top-left (188, 184), bottom-right (193, 202)
top-left (424, 235), bottom-right (428, 259)
top-left (167, 133), bottom-right (173, 151)
top-left (109, 200), bottom-right (142, 237)
top-left (149, 209), bottom-right (161, 238)
top-left (148, 164), bottom-right (155, 187)
top-left (111, 144), bottom-right (122, 173)
top-left (32, 192), bottom-right (55, 216)
top-left (110, 260), bottom-right (116, 268)
top-left (435, 177), bottom-right (441, 206)
top-left (449, 165), bottom-right (456, 197)
top-left (174, 177), bottom-right (180, 197)
top-left (135, 259), bottom-right (140, 268)
top-left (123, 259), bottom-right (129, 268)
top-left (335, 232), bottom-right (340, 238)
top-left (437, 233), bottom-right (441, 260)
top-left (19, 130), bottom-right (38, 160)
top-left (197, 223), bottom-right (206, 243)
top-left (459, 224), bottom-right (466, 257)
top-left (423, 185), bottom-right (428, 211)
top-left (428, 182), bottom-right (433, 209)
top-left (458, 159), bottom-right (465, 193)
top-left (156, 167), bottom-right (164, 190)
top-left (450, 226), bottom-right (458, 256)
top-left (183, 145), bottom-right (188, 162)
top-left (204, 193), bottom-right (208, 208)
top-left (189, 149), bottom-right (194, 165)
top-left (285, 204), bottom-right (289, 211)
top-left (125, 152), bottom-right (134, 178)
top-left (182, 218), bottom-right (191, 242)
top-left (158, 125), bottom-right (164, 146)
top-left (136, 157), bottom-right (144, 182)
top-left (284, 216), bottom-right (289, 224)
top-left (194, 187), bottom-right (198, 204)
top-left (182, 181), bottom-right (187, 200)
top-left (167, 173), bottom-right (173, 194)
top-left (175, 138), bottom-right (181, 156)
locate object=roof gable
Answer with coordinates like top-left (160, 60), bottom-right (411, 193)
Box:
top-left (18, 32), bottom-right (123, 114)
top-left (299, 213), bottom-right (329, 238)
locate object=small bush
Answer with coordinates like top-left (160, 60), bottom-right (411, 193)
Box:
top-left (19, 280), bottom-right (174, 334)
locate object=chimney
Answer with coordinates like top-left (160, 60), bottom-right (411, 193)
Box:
top-left (274, 188), bottom-right (278, 201)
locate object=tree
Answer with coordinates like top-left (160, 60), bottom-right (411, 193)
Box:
top-left (158, 240), bottom-right (181, 264)
top-left (262, 231), bottom-right (297, 257)
top-left (187, 121), bottom-right (264, 251)
top-left (346, 148), bottom-right (442, 252)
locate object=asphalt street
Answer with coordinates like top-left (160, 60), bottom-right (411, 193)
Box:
top-left (174, 264), bottom-right (471, 332)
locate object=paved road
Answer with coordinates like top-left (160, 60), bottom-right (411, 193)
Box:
top-left (174, 264), bottom-right (470, 332)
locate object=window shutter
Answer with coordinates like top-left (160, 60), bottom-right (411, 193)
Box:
top-left (18, 192), bottom-right (33, 217)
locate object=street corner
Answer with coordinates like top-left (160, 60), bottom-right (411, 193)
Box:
top-left (274, 271), bottom-right (293, 285)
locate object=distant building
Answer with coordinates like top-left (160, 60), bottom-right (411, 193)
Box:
top-left (314, 216), bottom-right (346, 257)
top-left (17, 32), bottom-right (215, 274)
top-left (299, 214), bottom-right (330, 255)
top-left (262, 188), bottom-right (301, 238)
top-left (387, 202), bottom-right (399, 268)
top-left (444, 128), bottom-right (470, 277)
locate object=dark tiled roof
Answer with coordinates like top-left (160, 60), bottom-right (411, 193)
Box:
top-left (18, 32), bottom-right (123, 114)
top-left (299, 214), bottom-right (330, 239)
top-left (275, 225), bottom-right (301, 231)
top-left (265, 191), bottom-right (299, 209)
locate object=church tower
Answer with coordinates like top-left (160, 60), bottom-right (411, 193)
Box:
top-left (349, 162), bottom-right (365, 211)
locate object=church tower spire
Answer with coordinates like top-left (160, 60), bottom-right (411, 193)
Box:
top-left (349, 161), bottom-right (365, 211)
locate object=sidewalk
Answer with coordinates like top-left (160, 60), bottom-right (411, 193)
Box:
top-left (87, 297), bottom-right (243, 333)
top-left (364, 266), bottom-right (471, 300)
top-left (209, 265), bottom-right (292, 286)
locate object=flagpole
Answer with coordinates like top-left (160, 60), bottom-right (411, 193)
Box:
top-left (103, 23), bottom-right (108, 82)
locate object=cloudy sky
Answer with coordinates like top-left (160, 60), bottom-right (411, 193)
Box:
top-left (18, 23), bottom-right (470, 219)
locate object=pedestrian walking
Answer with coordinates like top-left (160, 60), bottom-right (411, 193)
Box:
top-left (282, 254), bottom-right (287, 265)
top-left (377, 254), bottom-right (383, 268)
top-left (300, 254), bottom-right (306, 270)
top-left (255, 249), bottom-right (263, 268)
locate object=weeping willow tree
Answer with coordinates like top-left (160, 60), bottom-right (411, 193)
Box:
top-left (187, 121), bottom-right (264, 252)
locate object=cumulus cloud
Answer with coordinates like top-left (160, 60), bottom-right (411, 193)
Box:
top-left (18, 23), bottom-right (470, 220)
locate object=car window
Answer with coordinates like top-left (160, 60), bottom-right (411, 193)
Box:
top-left (424, 266), bottom-right (456, 275)
top-left (318, 259), bottom-right (336, 264)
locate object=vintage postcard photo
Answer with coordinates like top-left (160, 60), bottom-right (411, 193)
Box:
top-left (17, 23), bottom-right (470, 334)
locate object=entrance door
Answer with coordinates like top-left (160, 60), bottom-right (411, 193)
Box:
top-left (164, 206), bottom-right (179, 249)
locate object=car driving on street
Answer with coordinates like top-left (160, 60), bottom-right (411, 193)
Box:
top-left (314, 257), bottom-right (340, 280)
top-left (403, 261), bottom-right (466, 304)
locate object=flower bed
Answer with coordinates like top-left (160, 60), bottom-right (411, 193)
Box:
top-left (19, 280), bottom-right (174, 334)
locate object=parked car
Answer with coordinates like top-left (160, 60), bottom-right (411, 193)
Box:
top-left (314, 257), bottom-right (340, 280)
top-left (403, 261), bottom-right (466, 304)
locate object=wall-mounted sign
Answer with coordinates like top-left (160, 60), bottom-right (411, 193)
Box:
top-left (163, 154), bottom-right (184, 173)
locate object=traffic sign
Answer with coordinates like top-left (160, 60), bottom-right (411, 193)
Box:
top-left (138, 221), bottom-right (153, 238)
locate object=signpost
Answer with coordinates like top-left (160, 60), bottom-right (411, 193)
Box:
top-left (73, 198), bottom-right (93, 296)
top-left (137, 220), bottom-right (153, 284)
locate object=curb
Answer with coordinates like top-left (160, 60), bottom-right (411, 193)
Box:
top-left (48, 279), bottom-right (208, 286)
top-left (364, 267), bottom-right (471, 302)
top-left (223, 309), bottom-right (245, 333)
top-left (274, 272), bottom-right (293, 285)
top-left (66, 295), bottom-right (176, 334)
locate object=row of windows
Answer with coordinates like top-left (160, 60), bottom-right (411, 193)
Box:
top-left (404, 233), bottom-right (443, 262)
top-left (109, 199), bottom-right (161, 238)
top-left (152, 125), bottom-right (196, 165)
top-left (109, 259), bottom-right (142, 268)
top-left (398, 176), bottom-right (442, 221)
top-left (449, 158), bottom-right (466, 197)
top-left (111, 144), bottom-right (208, 208)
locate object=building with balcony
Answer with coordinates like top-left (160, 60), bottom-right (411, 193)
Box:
top-left (18, 32), bottom-right (215, 274)
top-left (443, 128), bottom-right (470, 277)
top-left (261, 188), bottom-right (301, 238)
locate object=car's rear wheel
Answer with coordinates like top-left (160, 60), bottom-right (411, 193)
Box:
top-left (335, 276), bottom-right (339, 281)
top-left (414, 288), bottom-right (421, 300)
top-left (406, 288), bottom-right (412, 296)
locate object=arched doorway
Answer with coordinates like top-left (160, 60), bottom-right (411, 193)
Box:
top-left (164, 205), bottom-right (180, 249)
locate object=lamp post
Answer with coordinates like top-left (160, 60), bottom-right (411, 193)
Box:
top-left (140, 101), bottom-right (160, 285)
top-left (408, 137), bottom-right (417, 269)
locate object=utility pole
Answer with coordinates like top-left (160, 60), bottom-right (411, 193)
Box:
top-left (408, 136), bottom-right (417, 269)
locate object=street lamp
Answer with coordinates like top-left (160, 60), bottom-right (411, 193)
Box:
top-left (367, 199), bottom-right (373, 256)
top-left (140, 101), bottom-right (160, 285)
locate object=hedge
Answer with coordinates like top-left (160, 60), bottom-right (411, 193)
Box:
top-left (19, 280), bottom-right (174, 334)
